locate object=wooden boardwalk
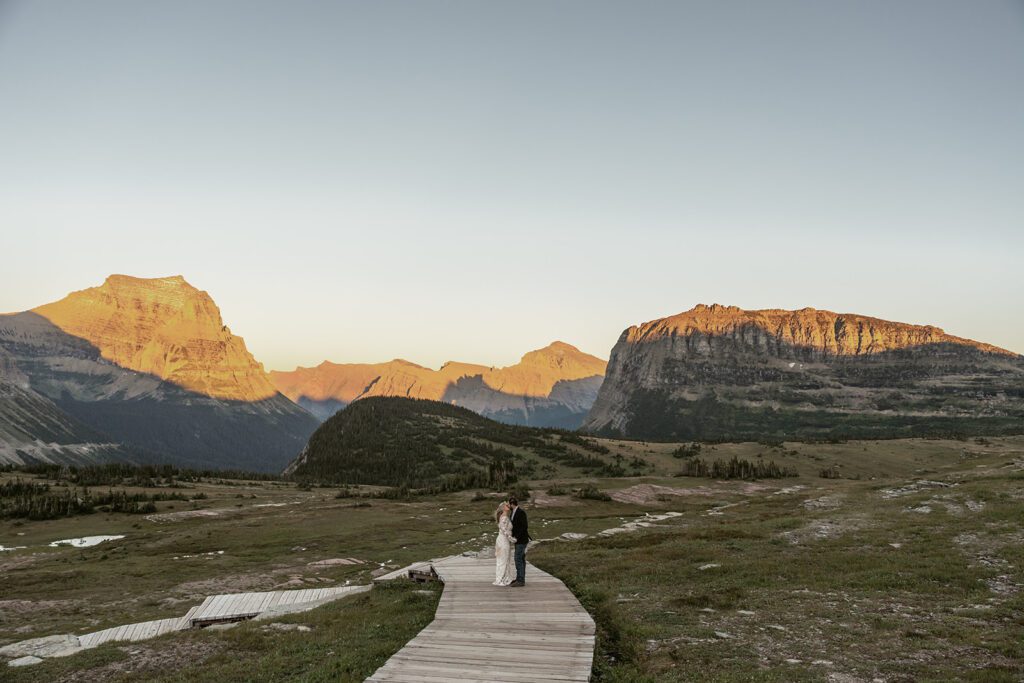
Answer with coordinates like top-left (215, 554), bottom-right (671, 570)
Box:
top-left (367, 555), bottom-right (595, 682)
top-left (2, 585), bottom-right (369, 665)
top-left (188, 585), bottom-right (367, 626)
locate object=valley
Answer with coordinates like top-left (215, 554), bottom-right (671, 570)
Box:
top-left (2, 435), bottom-right (1021, 681)
top-left (1, 275), bottom-right (1022, 681)
top-left (4, 4), bottom-right (1021, 681)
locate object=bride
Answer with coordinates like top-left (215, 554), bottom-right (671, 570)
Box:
top-left (493, 501), bottom-right (516, 586)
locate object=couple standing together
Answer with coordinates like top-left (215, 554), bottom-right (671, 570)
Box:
top-left (493, 496), bottom-right (531, 587)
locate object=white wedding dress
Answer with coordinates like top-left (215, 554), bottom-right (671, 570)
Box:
top-left (493, 514), bottom-right (516, 586)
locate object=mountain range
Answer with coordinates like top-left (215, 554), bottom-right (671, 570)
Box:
top-left (269, 341), bottom-right (607, 428)
top-left (0, 275), bottom-right (606, 471)
top-left (2, 276), bottom-right (1022, 473)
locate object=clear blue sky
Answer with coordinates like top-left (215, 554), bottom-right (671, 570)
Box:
top-left (1, 0), bottom-right (1021, 370)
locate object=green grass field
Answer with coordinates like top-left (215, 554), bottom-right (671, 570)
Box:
top-left (2, 436), bottom-right (1022, 681)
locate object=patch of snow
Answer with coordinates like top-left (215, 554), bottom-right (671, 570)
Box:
top-left (48, 535), bottom-right (124, 548)
top-left (8, 655), bottom-right (43, 667)
top-left (880, 480), bottom-right (953, 499)
top-left (307, 558), bottom-right (364, 567)
top-left (173, 550), bottom-right (225, 560)
top-left (773, 485), bottom-right (807, 496)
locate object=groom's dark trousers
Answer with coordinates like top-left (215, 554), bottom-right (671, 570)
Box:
top-left (514, 543), bottom-right (527, 584)
top-left (511, 506), bottom-right (531, 584)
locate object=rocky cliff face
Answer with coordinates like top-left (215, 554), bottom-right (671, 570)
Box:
top-left (0, 275), bottom-right (318, 471)
top-left (270, 341), bottom-right (607, 428)
top-left (33, 275), bottom-right (277, 402)
top-left (584, 304), bottom-right (1024, 440)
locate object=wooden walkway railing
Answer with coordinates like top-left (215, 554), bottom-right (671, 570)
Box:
top-left (367, 555), bottom-right (595, 682)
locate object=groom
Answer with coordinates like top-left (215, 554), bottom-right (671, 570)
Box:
top-left (508, 496), bottom-right (531, 587)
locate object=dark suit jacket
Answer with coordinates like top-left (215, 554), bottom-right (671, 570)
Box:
top-left (510, 507), bottom-right (531, 544)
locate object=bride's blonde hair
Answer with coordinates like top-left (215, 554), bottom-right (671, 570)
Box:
top-left (494, 502), bottom-right (507, 523)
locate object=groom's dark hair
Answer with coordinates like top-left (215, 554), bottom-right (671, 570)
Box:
top-left (508, 496), bottom-right (518, 507)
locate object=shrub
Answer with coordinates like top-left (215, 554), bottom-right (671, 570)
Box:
top-left (575, 486), bottom-right (612, 501)
top-left (672, 443), bottom-right (702, 458)
top-left (508, 485), bottom-right (531, 502)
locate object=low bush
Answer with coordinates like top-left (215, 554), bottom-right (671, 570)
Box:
top-left (574, 485), bottom-right (612, 501)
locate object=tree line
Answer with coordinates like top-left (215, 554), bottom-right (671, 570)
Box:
top-left (0, 478), bottom-right (205, 520)
top-left (5, 462), bottom-right (281, 487)
top-left (676, 456), bottom-right (797, 480)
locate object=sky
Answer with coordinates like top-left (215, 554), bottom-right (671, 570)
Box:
top-left (0, 0), bottom-right (1021, 370)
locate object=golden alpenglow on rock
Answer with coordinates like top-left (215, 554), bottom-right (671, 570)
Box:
top-left (483, 341), bottom-right (608, 397)
top-left (33, 275), bottom-right (278, 402)
top-left (270, 341), bottom-right (608, 428)
top-left (619, 304), bottom-right (1016, 358)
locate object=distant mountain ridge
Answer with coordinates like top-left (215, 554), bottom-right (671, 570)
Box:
top-left (0, 275), bottom-right (318, 471)
top-left (584, 304), bottom-right (1024, 440)
top-left (270, 341), bottom-right (607, 428)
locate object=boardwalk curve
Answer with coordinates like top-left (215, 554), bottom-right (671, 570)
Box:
top-left (367, 555), bottom-right (595, 682)
top-left (2, 585), bottom-right (369, 667)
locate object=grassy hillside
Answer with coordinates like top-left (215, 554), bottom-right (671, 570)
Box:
top-left (286, 396), bottom-right (614, 489)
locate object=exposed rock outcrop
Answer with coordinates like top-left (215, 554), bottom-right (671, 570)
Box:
top-left (0, 276), bottom-right (318, 471)
top-left (33, 274), bottom-right (277, 402)
top-left (584, 304), bottom-right (1024, 440)
top-left (270, 342), bottom-right (607, 428)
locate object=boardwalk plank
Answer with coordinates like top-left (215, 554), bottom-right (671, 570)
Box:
top-left (366, 556), bottom-right (593, 683)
